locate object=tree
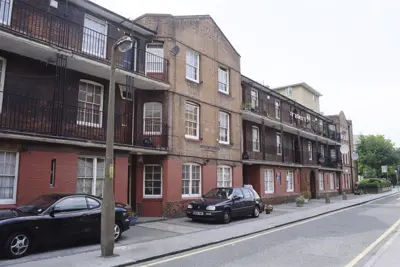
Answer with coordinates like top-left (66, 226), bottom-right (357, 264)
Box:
top-left (356, 134), bottom-right (399, 177)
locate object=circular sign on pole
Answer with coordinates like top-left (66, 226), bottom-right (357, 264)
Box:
top-left (340, 144), bottom-right (349, 154)
top-left (352, 152), bottom-right (359, 160)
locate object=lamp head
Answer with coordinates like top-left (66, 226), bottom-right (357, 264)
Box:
top-left (116, 36), bottom-right (134, 53)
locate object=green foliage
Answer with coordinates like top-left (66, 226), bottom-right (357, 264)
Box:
top-left (356, 135), bottom-right (399, 177)
top-left (301, 191), bottom-right (311, 199)
top-left (358, 178), bottom-right (392, 189)
top-left (296, 196), bottom-right (305, 205)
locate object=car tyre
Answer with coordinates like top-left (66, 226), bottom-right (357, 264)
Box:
top-left (252, 205), bottom-right (260, 218)
top-left (222, 209), bottom-right (231, 224)
top-left (114, 222), bottom-right (122, 241)
top-left (4, 232), bottom-right (31, 259)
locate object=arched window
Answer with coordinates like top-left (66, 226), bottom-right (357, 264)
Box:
top-left (143, 102), bottom-right (162, 135)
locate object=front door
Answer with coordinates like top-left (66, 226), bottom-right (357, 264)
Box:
top-left (310, 171), bottom-right (317, 199)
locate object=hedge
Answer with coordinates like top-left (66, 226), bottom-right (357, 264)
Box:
top-left (358, 178), bottom-right (392, 189)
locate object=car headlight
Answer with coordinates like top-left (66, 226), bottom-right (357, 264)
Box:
top-left (206, 206), bottom-right (216, 211)
top-left (187, 204), bottom-right (193, 209)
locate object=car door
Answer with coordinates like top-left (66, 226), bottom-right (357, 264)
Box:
top-left (50, 196), bottom-right (90, 242)
top-left (85, 197), bottom-right (102, 238)
top-left (242, 188), bottom-right (255, 214)
top-left (231, 189), bottom-right (246, 217)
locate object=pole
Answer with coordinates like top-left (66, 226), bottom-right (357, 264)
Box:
top-left (101, 44), bottom-right (117, 257)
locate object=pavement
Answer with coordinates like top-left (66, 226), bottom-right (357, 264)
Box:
top-left (1, 190), bottom-right (398, 267)
top-left (132, 193), bottom-right (400, 267)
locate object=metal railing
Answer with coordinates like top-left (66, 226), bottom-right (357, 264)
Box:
top-left (0, 0), bottom-right (169, 83)
top-left (242, 90), bottom-right (341, 142)
top-left (0, 93), bottom-right (168, 149)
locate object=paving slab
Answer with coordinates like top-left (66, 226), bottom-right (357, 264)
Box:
top-left (5, 191), bottom-right (397, 267)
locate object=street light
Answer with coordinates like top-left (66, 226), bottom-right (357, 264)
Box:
top-left (101, 35), bottom-right (134, 257)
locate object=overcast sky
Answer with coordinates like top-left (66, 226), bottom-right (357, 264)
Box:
top-left (92, 0), bottom-right (400, 145)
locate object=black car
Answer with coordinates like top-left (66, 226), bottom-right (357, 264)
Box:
top-left (186, 186), bottom-right (264, 224)
top-left (0, 193), bottom-right (131, 259)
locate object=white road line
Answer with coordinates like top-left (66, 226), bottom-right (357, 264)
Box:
top-left (344, 218), bottom-right (400, 267)
top-left (138, 194), bottom-right (398, 267)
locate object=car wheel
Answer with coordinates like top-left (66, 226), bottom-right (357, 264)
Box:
top-left (5, 232), bottom-right (31, 259)
top-left (222, 209), bottom-right (231, 224)
top-left (252, 205), bottom-right (260, 218)
top-left (114, 223), bottom-right (122, 241)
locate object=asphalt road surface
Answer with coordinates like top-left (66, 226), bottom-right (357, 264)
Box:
top-left (133, 193), bottom-right (400, 267)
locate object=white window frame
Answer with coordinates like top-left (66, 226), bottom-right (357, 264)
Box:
top-left (285, 87), bottom-right (292, 96)
top-left (182, 163), bottom-right (202, 198)
top-left (145, 43), bottom-right (164, 73)
top-left (252, 126), bottom-right (260, 152)
top-left (275, 100), bottom-right (281, 119)
top-left (286, 171), bottom-right (294, 192)
top-left (308, 141), bottom-right (313, 160)
top-left (143, 102), bottom-right (162, 135)
top-left (76, 79), bottom-right (104, 128)
top-left (218, 111), bottom-right (230, 145)
top-left (0, 0), bottom-right (13, 26)
top-left (329, 173), bottom-right (334, 190)
top-left (186, 50), bottom-right (200, 83)
top-left (0, 56), bottom-right (6, 114)
top-left (218, 67), bottom-right (229, 94)
top-left (76, 157), bottom-right (105, 197)
top-left (143, 164), bottom-right (163, 198)
top-left (184, 101), bottom-right (200, 139)
top-left (276, 134), bottom-right (282, 155)
top-left (264, 169), bottom-right (274, 194)
top-left (319, 172), bottom-right (324, 190)
top-left (82, 14), bottom-right (108, 59)
top-left (250, 89), bottom-right (259, 109)
top-left (0, 151), bottom-right (19, 205)
top-left (217, 165), bottom-right (232, 187)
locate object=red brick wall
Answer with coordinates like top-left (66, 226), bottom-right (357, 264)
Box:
top-left (232, 166), bottom-right (243, 187)
top-left (114, 157), bottom-right (129, 204)
top-left (17, 151), bottom-right (78, 205)
top-left (202, 164), bottom-right (217, 195)
top-left (163, 159), bottom-right (181, 202)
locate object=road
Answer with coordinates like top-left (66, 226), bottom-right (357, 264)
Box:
top-left (132, 194), bottom-right (400, 267)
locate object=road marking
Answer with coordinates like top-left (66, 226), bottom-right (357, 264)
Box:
top-left (344, 217), bottom-right (400, 267)
top-left (396, 197), bottom-right (400, 200)
top-left (138, 194), bottom-right (398, 267)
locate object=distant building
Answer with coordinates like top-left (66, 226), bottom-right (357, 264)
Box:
top-left (272, 83), bottom-right (322, 113)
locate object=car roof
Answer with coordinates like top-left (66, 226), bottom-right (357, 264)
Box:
top-left (40, 193), bottom-right (98, 200)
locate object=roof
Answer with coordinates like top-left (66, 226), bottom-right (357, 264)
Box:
top-left (70, 0), bottom-right (157, 36)
top-left (241, 75), bottom-right (332, 122)
top-left (272, 82), bottom-right (323, 97)
top-left (134, 13), bottom-right (240, 56)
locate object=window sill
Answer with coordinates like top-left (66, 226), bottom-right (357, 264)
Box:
top-left (219, 141), bottom-right (231, 147)
top-left (218, 90), bottom-right (230, 97)
top-left (182, 195), bottom-right (201, 199)
top-left (286, 190), bottom-right (294, 193)
top-left (185, 136), bottom-right (201, 142)
top-left (186, 78), bottom-right (200, 84)
top-left (0, 200), bottom-right (16, 205)
top-left (264, 191), bottom-right (275, 195)
top-left (143, 195), bottom-right (162, 199)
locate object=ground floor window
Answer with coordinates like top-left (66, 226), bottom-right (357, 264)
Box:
top-left (329, 173), bottom-right (335, 190)
top-left (182, 163), bottom-right (201, 197)
top-left (0, 151), bottom-right (18, 204)
top-left (264, 169), bottom-right (274, 193)
top-left (319, 172), bottom-right (324, 190)
top-left (77, 157), bottom-right (105, 197)
top-left (143, 165), bottom-right (162, 197)
top-left (286, 171), bottom-right (294, 192)
top-left (217, 165), bottom-right (232, 187)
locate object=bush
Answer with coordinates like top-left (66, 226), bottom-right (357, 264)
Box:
top-left (302, 191), bottom-right (311, 200)
top-left (358, 178), bottom-right (391, 189)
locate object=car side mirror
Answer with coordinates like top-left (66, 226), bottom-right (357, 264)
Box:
top-left (233, 195), bottom-right (241, 201)
top-left (49, 206), bottom-right (61, 217)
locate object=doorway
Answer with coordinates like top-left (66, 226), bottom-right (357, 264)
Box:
top-left (310, 170), bottom-right (317, 199)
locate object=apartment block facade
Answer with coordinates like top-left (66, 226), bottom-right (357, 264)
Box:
top-left (241, 76), bottom-right (345, 203)
top-left (135, 14), bottom-right (243, 217)
top-left (0, 0), bottom-right (170, 211)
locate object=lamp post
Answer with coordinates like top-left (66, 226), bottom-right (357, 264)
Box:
top-left (101, 35), bottom-right (134, 257)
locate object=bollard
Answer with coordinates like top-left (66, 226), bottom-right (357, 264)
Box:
top-left (342, 192), bottom-right (347, 200)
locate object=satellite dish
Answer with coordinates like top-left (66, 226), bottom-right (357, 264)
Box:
top-left (352, 152), bottom-right (359, 160)
top-left (170, 45), bottom-right (180, 56)
top-left (340, 144), bottom-right (349, 154)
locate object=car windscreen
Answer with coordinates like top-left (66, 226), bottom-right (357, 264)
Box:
top-left (17, 195), bottom-right (60, 214)
top-left (203, 188), bottom-right (233, 199)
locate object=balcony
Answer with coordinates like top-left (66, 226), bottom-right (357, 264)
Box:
top-left (242, 141), bottom-right (301, 165)
top-left (0, 93), bottom-right (168, 150)
top-left (317, 153), bottom-right (342, 169)
top-left (241, 94), bottom-right (341, 144)
top-left (0, 0), bottom-right (169, 88)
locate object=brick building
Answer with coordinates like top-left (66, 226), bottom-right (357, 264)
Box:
top-left (135, 14), bottom-right (243, 217)
top-left (241, 76), bottom-right (346, 203)
top-left (0, 0), bottom-right (170, 209)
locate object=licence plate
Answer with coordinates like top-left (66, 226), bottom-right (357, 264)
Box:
top-left (193, 211), bottom-right (204, 216)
